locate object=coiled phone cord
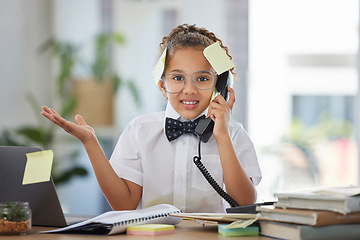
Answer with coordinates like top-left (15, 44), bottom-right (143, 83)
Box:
top-left (193, 139), bottom-right (240, 208)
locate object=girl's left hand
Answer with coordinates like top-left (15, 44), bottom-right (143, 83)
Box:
top-left (207, 86), bottom-right (235, 139)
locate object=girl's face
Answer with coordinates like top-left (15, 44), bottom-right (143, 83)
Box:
top-left (159, 47), bottom-right (215, 120)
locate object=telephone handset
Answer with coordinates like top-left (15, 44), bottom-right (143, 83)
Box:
top-left (194, 71), bottom-right (232, 143)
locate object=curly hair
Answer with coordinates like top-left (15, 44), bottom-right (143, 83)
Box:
top-left (157, 24), bottom-right (235, 75)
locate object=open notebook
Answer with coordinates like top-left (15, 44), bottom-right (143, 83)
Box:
top-left (40, 204), bottom-right (183, 235)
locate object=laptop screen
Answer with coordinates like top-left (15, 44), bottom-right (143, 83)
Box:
top-left (0, 146), bottom-right (67, 227)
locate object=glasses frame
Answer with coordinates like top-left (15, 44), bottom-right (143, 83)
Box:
top-left (161, 70), bottom-right (217, 94)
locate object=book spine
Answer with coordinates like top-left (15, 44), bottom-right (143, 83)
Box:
top-left (259, 221), bottom-right (360, 240)
top-left (275, 198), bottom-right (352, 214)
top-left (345, 197), bottom-right (360, 213)
top-left (316, 211), bottom-right (360, 226)
top-left (300, 223), bottom-right (360, 240)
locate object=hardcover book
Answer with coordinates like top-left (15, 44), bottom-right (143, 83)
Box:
top-left (259, 221), bottom-right (360, 240)
top-left (274, 186), bottom-right (360, 214)
top-left (257, 205), bottom-right (360, 226)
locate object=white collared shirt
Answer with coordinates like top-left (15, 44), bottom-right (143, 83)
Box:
top-left (109, 103), bottom-right (262, 213)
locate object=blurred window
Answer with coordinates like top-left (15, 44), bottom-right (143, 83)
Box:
top-left (249, 0), bottom-right (359, 200)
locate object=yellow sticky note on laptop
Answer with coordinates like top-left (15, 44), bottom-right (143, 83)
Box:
top-left (22, 150), bottom-right (53, 185)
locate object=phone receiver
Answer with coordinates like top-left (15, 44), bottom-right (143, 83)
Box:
top-left (194, 71), bottom-right (233, 143)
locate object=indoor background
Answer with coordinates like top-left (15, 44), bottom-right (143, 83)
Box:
top-left (1, 0), bottom-right (359, 215)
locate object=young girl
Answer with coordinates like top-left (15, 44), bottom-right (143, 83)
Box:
top-left (41, 24), bottom-right (262, 213)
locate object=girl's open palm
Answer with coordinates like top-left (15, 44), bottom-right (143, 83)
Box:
top-left (41, 106), bottom-right (95, 144)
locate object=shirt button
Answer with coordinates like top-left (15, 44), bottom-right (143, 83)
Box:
top-left (178, 176), bottom-right (183, 181)
top-left (181, 139), bottom-right (185, 145)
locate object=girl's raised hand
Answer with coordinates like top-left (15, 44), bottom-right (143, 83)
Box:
top-left (207, 86), bottom-right (235, 139)
top-left (41, 106), bottom-right (96, 144)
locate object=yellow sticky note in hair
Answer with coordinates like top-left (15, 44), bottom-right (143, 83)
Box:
top-left (203, 41), bottom-right (234, 75)
top-left (22, 150), bottom-right (53, 185)
top-left (152, 49), bottom-right (167, 85)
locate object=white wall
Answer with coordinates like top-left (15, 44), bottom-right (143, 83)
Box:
top-left (51, 0), bottom-right (107, 215)
top-left (0, 0), bottom-right (53, 129)
top-left (53, 0), bottom-right (101, 77)
top-left (113, 1), bottom-right (166, 131)
top-left (180, 0), bottom-right (226, 40)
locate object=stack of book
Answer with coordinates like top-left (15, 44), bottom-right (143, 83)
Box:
top-left (256, 186), bottom-right (360, 240)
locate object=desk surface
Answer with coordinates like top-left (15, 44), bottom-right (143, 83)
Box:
top-left (1, 220), bottom-right (270, 239)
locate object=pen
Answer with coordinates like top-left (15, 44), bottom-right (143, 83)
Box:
top-left (194, 219), bottom-right (205, 226)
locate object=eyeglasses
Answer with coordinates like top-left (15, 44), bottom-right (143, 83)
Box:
top-left (161, 70), bottom-right (216, 93)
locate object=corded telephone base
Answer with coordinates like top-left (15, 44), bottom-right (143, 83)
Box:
top-left (225, 202), bottom-right (276, 214)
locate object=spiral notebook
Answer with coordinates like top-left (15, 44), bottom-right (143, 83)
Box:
top-left (40, 204), bottom-right (182, 235)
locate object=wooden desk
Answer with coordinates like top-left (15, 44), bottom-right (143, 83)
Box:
top-left (1, 220), bottom-right (270, 239)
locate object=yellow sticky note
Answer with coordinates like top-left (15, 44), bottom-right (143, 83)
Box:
top-left (203, 41), bottom-right (234, 75)
top-left (127, 224), bottom-right (174, 232)
top-left (152, 49), bottom-right (167, 85)
top-left (127, 224), bottom-right (174, 236)
top-left (22, 150), bottom-right (53, 185)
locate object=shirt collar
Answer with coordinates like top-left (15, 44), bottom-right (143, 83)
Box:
top-left (164, 102), bottom-right (208, 126)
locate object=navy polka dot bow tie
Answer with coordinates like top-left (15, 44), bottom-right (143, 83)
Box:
top-left (165, 116), bottom-right (205, 142)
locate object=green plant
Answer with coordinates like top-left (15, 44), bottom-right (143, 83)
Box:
top-left (0, 203), bottom-right (30, 222)
top-left (283, 114), bottom-right (354, 150)
top-left (90, 32), bottom-right (141, 106)
top-left (41, 32), bottom-right (141, 105)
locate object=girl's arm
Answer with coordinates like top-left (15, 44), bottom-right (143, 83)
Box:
top-left (207, 88), bottom-right (257, 206)
top-left (41, 106), bottom-right (142, 210)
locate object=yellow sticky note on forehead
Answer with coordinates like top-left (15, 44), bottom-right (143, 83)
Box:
top-left (203, 42), bottom-right (234, 75)
top-left (152, 49), bottom-right (167, 85)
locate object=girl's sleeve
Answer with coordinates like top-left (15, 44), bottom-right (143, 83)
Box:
top-left (109, 120), bottom-right (143, 187)
top-left (231, 122), bottom-right (262, 186)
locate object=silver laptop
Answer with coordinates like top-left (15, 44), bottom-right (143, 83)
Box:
top-left (0, 146), bottom-right (92, 227)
